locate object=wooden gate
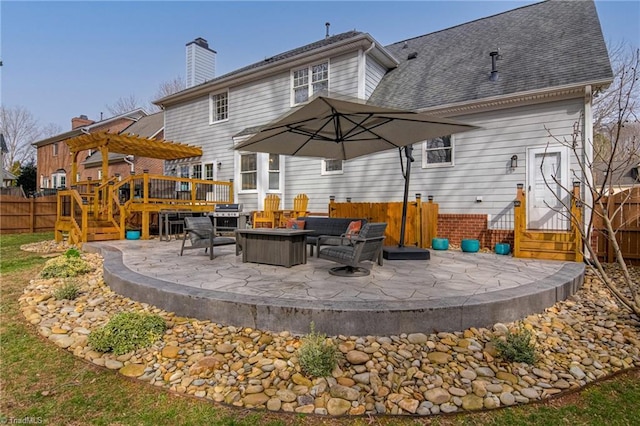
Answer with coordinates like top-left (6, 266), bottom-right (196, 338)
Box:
top-left (328, 197), bottom-right (438, 247)
top-left (593, 187), bottom-right (640, 265)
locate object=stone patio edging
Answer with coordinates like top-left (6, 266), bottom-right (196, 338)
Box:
top-left (88, 243), bottom-right (585, 335)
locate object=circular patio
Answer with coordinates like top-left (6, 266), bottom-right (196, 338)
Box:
top-left (86, 239), bottom-right (584, 336)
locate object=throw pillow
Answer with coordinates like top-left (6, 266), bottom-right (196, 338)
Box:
top-left (345, 220), bottom-right (362, 236)
top-left (285, 219), bottom-right (306, 229)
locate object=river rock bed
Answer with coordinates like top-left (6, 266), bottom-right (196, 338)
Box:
top-left (18, 242), bottom-right (640, 416)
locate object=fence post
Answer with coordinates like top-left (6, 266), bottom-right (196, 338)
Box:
top-left (80, 199), bottom-right (89, 244)
top-left (29, 196), bottom-right (35, 233)
top-left (513, 183), bottom-right (525, 258)
top-left (571, 182), bottom-right (584, 263)
top-left (606, 193), bottom-right (615, 263)
top-left (421, 195), bottom-right (438, 248)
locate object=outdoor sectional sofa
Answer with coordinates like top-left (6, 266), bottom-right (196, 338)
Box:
top-left (298, 216), bottom-right (368, 256)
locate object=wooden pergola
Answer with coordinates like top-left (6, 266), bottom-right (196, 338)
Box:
top-left (66, 131), bottom-right (203, 185)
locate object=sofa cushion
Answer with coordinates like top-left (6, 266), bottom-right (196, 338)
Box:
top-left (285, 219), bottom-right (306, 229)
top-left (345, 220), bottom-right (362, 236)
top-left (301, 217), bottom-right (368, 238)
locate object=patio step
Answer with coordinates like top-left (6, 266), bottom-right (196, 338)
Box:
top-left (517, 230), bottom-right (580, 261)
top-left (87, 220), bottom-right (121, 242)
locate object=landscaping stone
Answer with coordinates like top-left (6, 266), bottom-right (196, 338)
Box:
top-left (16, 242), bottom-right (640, 418)
top-left (119, 363), bottom-right (146, 377)
top-left (326, 398), bottom-right (351, 416)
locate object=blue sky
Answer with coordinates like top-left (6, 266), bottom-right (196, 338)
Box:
top-left (1, 1), bottom-right (638, 132)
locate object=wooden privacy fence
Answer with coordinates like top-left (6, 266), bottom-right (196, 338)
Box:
top-left (593, 187), bottom-right (640, 265)
top-left (329, 197), bottom-right (438, 247)
top-left (0, 195), bottom-right (57, 234)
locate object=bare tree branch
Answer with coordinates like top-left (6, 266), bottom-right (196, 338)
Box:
top-left (106, 76), bottom-right (186, 116)
top-left (153, 76), bottom-right (185, 100)
top-left (0, 106), bottom-right (42, 169)
top-left (105, 94), bottom-right (145, 116)
top-left (540, 46), bottom-right (640, 316)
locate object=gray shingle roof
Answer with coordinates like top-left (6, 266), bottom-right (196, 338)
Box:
top-left (82, 151), bottom-right (127, 167)
top-left (121, 111), bottom-right (164, 138)
top-left (185, 31), bottom-right (364, 92)
top-left (83, 112), bottom-right (164, 166)
top-left (368, 0), bottom-right (613, 111)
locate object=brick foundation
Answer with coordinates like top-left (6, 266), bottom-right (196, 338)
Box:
top-left (437, 214), bottom-right (514, 249)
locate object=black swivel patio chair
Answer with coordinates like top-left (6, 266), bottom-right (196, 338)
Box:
top-left (318, 222), bottom-right (387, 277)
top-left (180, 216), bottom-right (235, 260)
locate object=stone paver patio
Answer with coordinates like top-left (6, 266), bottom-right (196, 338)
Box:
top-left (87, 239), bottom-right (584, 335)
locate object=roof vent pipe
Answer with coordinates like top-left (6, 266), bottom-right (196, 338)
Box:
top-left (489, 49), bottom-right (502, 81)
top-left (325, 22), bottom-right (330, 39)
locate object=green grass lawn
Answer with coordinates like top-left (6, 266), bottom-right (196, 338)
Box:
top-left (1, 232), bottom-right (638, 425)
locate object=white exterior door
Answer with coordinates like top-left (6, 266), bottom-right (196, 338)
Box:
top-left (527, 146), bottom-right (570, 230)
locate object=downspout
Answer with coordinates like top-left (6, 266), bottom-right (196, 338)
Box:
top-left (583, 85), bottom-right (594, 260)
top-left (123, 155), bottom-right (135, 173)
top-left (358, 42), bottom-right (376, 99)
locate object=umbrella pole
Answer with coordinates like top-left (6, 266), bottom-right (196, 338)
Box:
top-left (382, 145), bottom-right (430, 261)
top-left (398, 145), bottom-right (412, 248)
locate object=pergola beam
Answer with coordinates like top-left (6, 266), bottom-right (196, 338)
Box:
top-left (65, 132), bottom-right (203, 161)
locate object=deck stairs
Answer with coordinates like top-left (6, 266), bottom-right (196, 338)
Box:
top-left (513, 184), bottom-right (583, 263)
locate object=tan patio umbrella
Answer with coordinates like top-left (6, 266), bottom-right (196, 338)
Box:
top-left (234, 95), bottom-right (476, 160)
top-left (234, 94), bottom-right (478, 259)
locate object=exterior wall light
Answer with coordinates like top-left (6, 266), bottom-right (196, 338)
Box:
top-left (510, 155), bottom-right (518, 170)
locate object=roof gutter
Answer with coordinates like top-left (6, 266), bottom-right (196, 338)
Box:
top-left (157, 34), bottom-right (397, 108)
top-left (419, 78), bottom-right (614, 117)
top-left (31, 108), bottom-right (147, 147)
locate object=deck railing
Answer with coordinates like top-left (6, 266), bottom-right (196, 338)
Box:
top-left (513, 183), bottom-right (583, 262)
top-left (55, 173), bottom-right (234, 244)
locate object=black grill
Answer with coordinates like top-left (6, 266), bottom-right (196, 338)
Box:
top-left (210, 204), bottom-right (249, 231)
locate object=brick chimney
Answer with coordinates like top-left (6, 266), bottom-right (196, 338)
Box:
top-left (186, 37), bottom-right (216, 88)
top-left (71, 114), bottom-right (94, 130)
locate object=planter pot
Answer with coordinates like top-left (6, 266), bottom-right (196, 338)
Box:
top-left (495, 243), bottom-right (511, 255)
top-left (461, 239), bottom-right (480, 253)
top-left (432, 238), bottom-right (449, 250)
top-left (125, 230), bottom-right (141, 240)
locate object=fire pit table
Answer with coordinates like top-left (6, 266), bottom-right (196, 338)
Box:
top-left (235, 228), bottom-right (314, 267)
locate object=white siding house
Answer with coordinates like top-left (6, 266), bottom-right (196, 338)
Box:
top-left (157, 0), bottom-right (612, 239)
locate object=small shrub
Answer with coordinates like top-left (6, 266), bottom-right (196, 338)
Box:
top-left (298, 322), bottom-right (339, 378)
top-left (53, 280), bottom-right (80, 300)
top-left (40, 255), bottom-right (92, 278)
top-left (88, 312), bottom-right (166, 355)
top-left (493, 325), bottom-right (536, 364)
top-left (64, 247), bottom-right (81, 258)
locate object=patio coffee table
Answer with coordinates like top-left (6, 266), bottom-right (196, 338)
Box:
top-left (236, 229), bottom-right (314, 267)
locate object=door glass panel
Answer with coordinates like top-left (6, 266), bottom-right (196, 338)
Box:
top-left (534, 152), bottom-right (561, 208)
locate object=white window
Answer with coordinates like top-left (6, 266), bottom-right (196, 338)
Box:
top-left (268, 154), bottom-right (280, 190)
top-left (292, 61), bottom-right (328, 105)
top-left (423, 135), bottom-right (454, 168)
top-left (238, 152), bottom-right (282, 193)
top-left (240, 153), bottom-right (257, 191)
top-left (192, 164), bottom-right (202, 180)
top-left (53, 143), bottom-right (59, 156)
top-left (204, 163), bottom-right (214, 180)
top-left (210, 91), bottom-right (228, 123)
top-left (97, 170), bottom-right (103, 180)
top-left (52, 170), bottom-right (66, 188)
top-left (321, 159), bottom-right (343, 175)
top-left (180, 165), bottom-right (190, 191)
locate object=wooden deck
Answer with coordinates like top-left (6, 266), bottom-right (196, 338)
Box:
top-left (55, 173), bottom-right (233, 245)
